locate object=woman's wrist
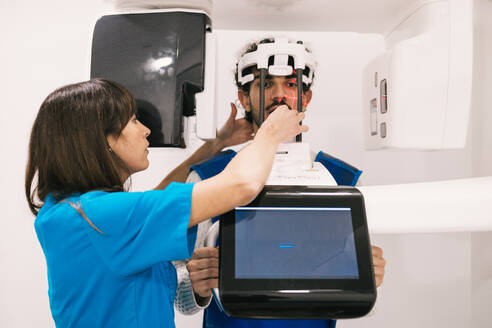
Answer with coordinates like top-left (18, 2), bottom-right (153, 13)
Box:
top-left (254, 121), bottom-right (281, 146)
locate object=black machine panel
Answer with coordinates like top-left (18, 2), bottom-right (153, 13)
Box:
top-left (219, 186), bottom-right (376, 319)
top-left (91, 12), bottom-right (210, 147)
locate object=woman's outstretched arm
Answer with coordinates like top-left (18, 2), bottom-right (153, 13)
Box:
top-left (188, 105), bottom-right (307, 227)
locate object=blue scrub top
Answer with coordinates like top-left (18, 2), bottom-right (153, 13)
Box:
top-left (34, 182), bottom-right (197, 328)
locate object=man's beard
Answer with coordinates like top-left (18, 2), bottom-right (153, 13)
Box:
top-left (249, 96), bottom-right (292, 128)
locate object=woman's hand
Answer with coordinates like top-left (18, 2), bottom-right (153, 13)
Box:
top-left (186, 247), bottom-right (219, 298)
top-left (216, 103), bottom-right (254, 148)
top-left (372, 245), bottom-right (386, 287)
top-left (257, 105), bottom-right (308, 144)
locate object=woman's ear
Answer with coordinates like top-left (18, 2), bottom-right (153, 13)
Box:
top-left (238, 90), bottom-right (251, 113)
top-left (106, 134), bottom-right (116, 150)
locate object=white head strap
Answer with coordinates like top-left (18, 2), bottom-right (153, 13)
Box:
top-left (237, 37), bottom-right (317, 86)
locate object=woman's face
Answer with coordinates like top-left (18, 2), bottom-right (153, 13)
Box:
top-left (107, 114), bottom-right (151, 176)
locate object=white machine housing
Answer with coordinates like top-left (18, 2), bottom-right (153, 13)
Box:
top-left (195, 29), bottom-right (218, 140)
top-left (108, 0), bottom-right (473, 150)
top-left (362, 0), bottom-right (473, 150)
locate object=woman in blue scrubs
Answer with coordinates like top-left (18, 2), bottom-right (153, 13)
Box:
top-left (25, 79), bottom-right (307, 328)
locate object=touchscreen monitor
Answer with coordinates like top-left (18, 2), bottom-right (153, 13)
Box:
top-left (235, 207), bottom-right (359, 279)
top-left (219, 186), bottom-right (376, 319)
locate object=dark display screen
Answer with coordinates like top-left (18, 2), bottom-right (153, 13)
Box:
top-left (235, 207), bottom-right (359, 279)
top-left (91, 12), bottom-right (208, 147)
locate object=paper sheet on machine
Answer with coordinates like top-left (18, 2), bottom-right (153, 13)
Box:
top-left (266, 142), bottom-right (337, 186)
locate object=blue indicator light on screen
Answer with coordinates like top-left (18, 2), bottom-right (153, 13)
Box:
top-left (279, 245), bottom-right (295, 248)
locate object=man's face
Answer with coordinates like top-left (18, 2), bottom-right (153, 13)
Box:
top-left (239, 74), bottom-right (312, 130)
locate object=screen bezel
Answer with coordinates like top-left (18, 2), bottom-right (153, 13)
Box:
top-left (219, 186), bottom-right (375, 292)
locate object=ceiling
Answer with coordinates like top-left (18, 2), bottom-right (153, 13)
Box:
top-left (212, 0), bottom-right (425, 34)
top-left (110, 0), bottom-right (431, 34)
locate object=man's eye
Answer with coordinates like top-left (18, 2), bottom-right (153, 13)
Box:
top-left (263, 81), bottom-right (272, 88)
top-left (286, 81), bottom-right (298, 88)
top-left (253, 79), bottom-right (272, 89)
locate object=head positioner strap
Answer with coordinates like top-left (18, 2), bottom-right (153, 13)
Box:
top-left (237, 38), bottom-right (317, 86)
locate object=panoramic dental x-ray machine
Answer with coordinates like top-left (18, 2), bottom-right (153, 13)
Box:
top-left (90, 10), bottom-right (376, 319)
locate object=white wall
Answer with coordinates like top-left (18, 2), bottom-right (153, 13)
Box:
top-left (468, 2), bottom-right (492, 324)
top-left (1, 0), bottom-right (491, 327)
top-left (0, 1), bottom-right (112, 326)
top-left (471, 0), bottom-right (492, 177)
top-left (471, 232), bottom-right (492, 328)
top-left (341, 233), bottom-right (472, 328)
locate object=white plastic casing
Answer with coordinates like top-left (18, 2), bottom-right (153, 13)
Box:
top-left (359, 177), bottom-right (492, 234)
top-left (362, 0), bottom-right (473, 150)
top-left (195, 30), bottom-right (217, 140)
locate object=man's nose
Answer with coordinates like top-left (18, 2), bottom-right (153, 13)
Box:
top-left (272, 96), bottom-right (285, 104)
top-left (270, 85), bottom-right (287, 102)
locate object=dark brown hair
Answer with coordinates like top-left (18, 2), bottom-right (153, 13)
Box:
top-left (25, 79), bottom-right (136, 215)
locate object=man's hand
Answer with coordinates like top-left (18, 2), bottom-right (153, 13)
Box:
top-left (216, 103), bottom-right (254, 148)
top-left (372, 245), bottom-right (386, 287)
top-left (186, 247), bottom-right (219, 298)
